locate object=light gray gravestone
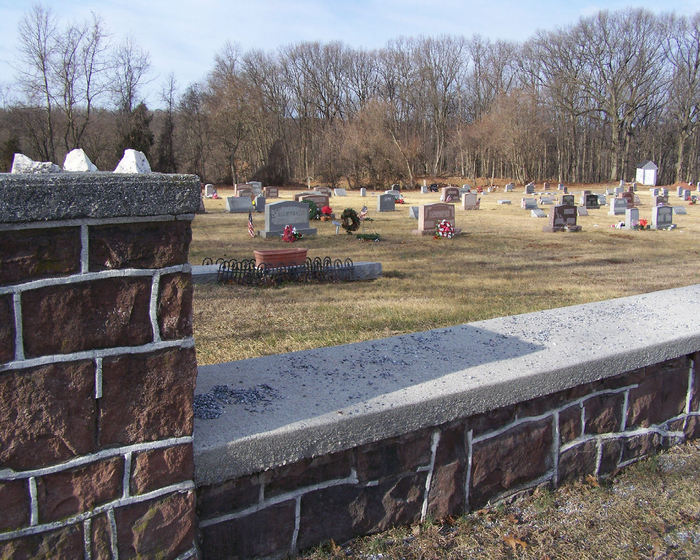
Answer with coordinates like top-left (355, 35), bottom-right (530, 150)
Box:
top-left (677, 186), bottom-right (684, 197)
top-left (504, 183), bottom-right (514, 192)
top-left (260, 200), bottom-right (317, 238)
top-left (409, 206), bottom-right (419, 219)
top-left (497, 200), bottom-right (511, 205)
top-left (421, 185), bottom-right (429, 193)
top-left (333, 188), bottom-right (347, 196)
top-left (614, 186), bottom-right (624, 195)
top-left (462, 193), bottom-right (479, 210)
top-left (539, 196), bottom-right (555, 205)
top-left (360, 188), bottom-right (367, 197)
top-left (525, 183), bottom-right (535, 194)
top-left (649, 188), bottom-right (659, 197)
top-left (377, 193), bottom-right (396, 212)
top-left (597, 194), bottom-right (607, 206)
top-left (577, 206), bottom-right (589, 216)
top-left (204, 184), bottom-right (216, 198)
top-left (608, 198), bottom-right (627, 215)
top-left (673, 206), bottom-right (687, 215)
top-left (652, 205), bottom-right (673, 229)
top-left (531, 209), bottom-right (547, 218)
top-left (625, 207), bottom-right (639, 229)
top-left (521, 198), bottom-right (538, 210)
top-left (225, 196), bottom-right (253, 213)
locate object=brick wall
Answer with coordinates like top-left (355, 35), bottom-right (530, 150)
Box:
top-left (0, 174), bottom-right (200, 559)
top-left (197, 355), bottom-right (699, 559)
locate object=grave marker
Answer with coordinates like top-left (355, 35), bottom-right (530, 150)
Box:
top-left (440, 186), bottom-right (461, 202)
top-left (561, 194), bottom-right (575, 206)
top-left (415, 203), bottom-right (457, 235)
top-left (299, 193), bottom-right (330, 208)
top-left (254, 195), bottom-right (265, 213)
top-left (624, 207), bottom-right (639, 229)
top-left (360, 188), bottom-right (367, 197)
top-left (543, 204), bottom-right (580, 232)
top-left (225, 196), bottom-right (254, 213)
top-left (531, 209), bottom-right (547, 218)
top-left (521, 198), bottom-right (538, 210)
top-left (525, 183), bottom-right (535, 194)
top-left (377, 193), bottom-right (396, 212)
top-left (620, 192), bottom-right (634, 207)
top-left (577, 206), bottom-right (588, 216)
top-left (462, 193), bottom-right (480, 210)
top-left (608, 198), bottom-right (627, 215)
top-left (205, 184), bottom-right (216, 198)
top-left (673, 206), bottom-right (687, 215)
top-left (585, 194), bottom-right (600, 209)
top-left (263, 186), bottom-right (279, 198)
top-left (260, 200), bottom-right (318, 238)
top-left (539, 196), bottom-right (555, 205)
top-left (334, 188), bottom-right (347, 196)
top-left (409, 206), bottom-right (419, 219)
top-left (652, 205), bottom-right (673, 229)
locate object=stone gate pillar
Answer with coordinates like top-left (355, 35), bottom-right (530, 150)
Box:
top-left (0, 173), bottom-right (200, 558)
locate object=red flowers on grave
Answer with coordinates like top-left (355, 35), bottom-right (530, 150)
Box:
top-left (434, 219), bottom-right (455, 239)
top-left (282, 224), bottom-right (303, 242)
top-left (321, 205), bottom-right (333, 216)
top-left (638, 218), bottom-right (648, 228)
top-left (395, 196), bottom-right (405, 204)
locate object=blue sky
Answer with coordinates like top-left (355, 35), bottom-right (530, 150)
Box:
top-left (1, 0), bottom-right (698, 107)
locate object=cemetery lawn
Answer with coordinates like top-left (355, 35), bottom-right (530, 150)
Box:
top-left (191, 186), bottom-right (700, 365)
top-left (298, 440), bottom-right (700, 560)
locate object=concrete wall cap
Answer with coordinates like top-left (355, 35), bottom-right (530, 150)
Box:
top-left (194, 284), bottom-right (700, 484)
top-left (0, 172), bottom-right (201, 223)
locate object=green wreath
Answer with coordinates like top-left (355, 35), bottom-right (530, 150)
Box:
top-left (341, 208), bottom-right (361, 233)
top-left (303, 200), bottom-right (320, 220)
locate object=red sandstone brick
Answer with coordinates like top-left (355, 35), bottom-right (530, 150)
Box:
top-left (0, 294), bottom-right (14, 364)
top-left (130, 444), bottom-right (194, 495)
top-left (427, 423), bottom-right (467, 519)
top-left (0, 523), bottom-right (83, 559)
top-left (91, 513), bottom-right (113, 560)
top-left (0, 360), bottom-right (95, 470)
top-left (621, 432), bottom-right (664, 462)
top-left (197, 474), bottom-right (261, 520)
top-left (559, 404), bottom-right (582, 443)
top-left (558, 440), bottom-right (597, 483)
top-left (467, 405), bottom-right (516, 437)
top-left (0, 227), bottom-right (81, 285)
top-left (599, 439), bottom-right (622, 476)
top-left (627, 358), bottom-right (688, 428)
top-left (470, 417), bottom-right (553, 508)
top-left (584, 393), bottom-right (624, 434)
top-left (114, 490), bottom-right (195, 559)
top-left (89, 221), bottom-right (191, 271)
top-left (355, 429), bottom-right (431, 482)
top-left (157, 273), bottom-right (193, 340)
top-left (99, 347), bottom-right (196, 446)
top-left (21, 277), bottom-right (152, 357)
top-left (297, 473), bottom-right (426, 551)
top-left (37, 457), bottom-right (123, 522)
top-left (201, 500), bottom-right (296, 559)
top-left (0, 479), bottom-right (29, 531)
top-left (264, 449), bottom-right (353, 498)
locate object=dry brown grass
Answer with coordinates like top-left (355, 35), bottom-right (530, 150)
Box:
top-left (299, 440), bottom-right (700, 560)
top-left (192, 185), bottom-right (700, 365)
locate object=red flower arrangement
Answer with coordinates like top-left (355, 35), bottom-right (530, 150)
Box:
top-left (321, 205), bottom-right (333, 215)
top-left (282, 225), bottom-right (303, 242)
top-left (434, 219), bottom-right (455, 239)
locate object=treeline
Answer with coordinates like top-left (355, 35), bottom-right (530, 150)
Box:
top-left (1, 6), bottom-right (699, 186)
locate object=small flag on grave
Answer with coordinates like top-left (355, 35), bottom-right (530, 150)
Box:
top-left (248, 212), bottom-right (255, 238)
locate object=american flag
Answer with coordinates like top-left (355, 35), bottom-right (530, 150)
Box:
top-left (248, 212), bottom-right (255, 238)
